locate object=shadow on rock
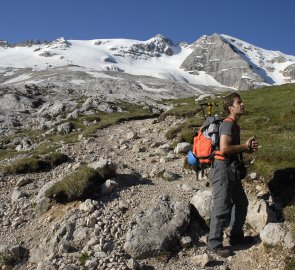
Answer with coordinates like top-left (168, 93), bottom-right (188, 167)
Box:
top-left (268, 167), bottom-right (295, 205)
top-left (231, 234), bottom-right (261, 251)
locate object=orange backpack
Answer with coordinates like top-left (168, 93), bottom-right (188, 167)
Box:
top-left (191, 116), bottom-right (234, 167)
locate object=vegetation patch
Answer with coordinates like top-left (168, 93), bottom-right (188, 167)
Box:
top-left (284, 257), bottom-right (295, 270)
top-left (0, 253), bottom-right (15, 269)
top-left (1, 152), bottom-right (69, 175)
top-left (1, 157), bottom-right (48, 175)
top-left (165, 117), bottom-right (203, 143)
top-left (45, 166), bottom-right (114, 202)
top-left (158, 96), bottom-right (203, 121)
top-left (43, 152), bottom-right (69, 167)
top-left (79, 252), bottom-right (89, 266)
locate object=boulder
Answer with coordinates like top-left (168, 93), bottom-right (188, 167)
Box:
top-left (100, 179), bottom-right (118, 195)
top-left (11, 188), bottom-right (27, 202)
top-left (88, 158), bottom-right (117, 173)
top-left (260, 223), bottom-right (285, 246)
top-left (284, 231), bottom-right (295, 249)
top-left (174, 142), bottom-right (191, 154)
top-left (191, 254), bottom-right (210, 267)
top-left (124, 196), bottom-right (190, 259)
top-left (162, 171), bottom-right (179, 181)
top-left (190, 189), bottom-right (213, 220)
top-left (57, 122), bottom-right (73, 134)
top-left (246, 198), bottom-right (277, 233)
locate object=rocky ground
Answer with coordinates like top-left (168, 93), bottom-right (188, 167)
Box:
top-left (0, 116), bottom-right (293, 270)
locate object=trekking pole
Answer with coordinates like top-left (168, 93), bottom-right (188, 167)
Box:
top-left (199, 102), bottom-right (219, 119)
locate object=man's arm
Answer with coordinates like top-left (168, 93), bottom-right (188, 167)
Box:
top-left (220, 135), bottom-right (258, 156)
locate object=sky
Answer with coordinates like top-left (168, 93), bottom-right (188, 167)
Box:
top-left (1, 0), bottom-right (294, 55)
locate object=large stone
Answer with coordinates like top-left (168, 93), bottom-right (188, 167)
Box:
top-left (35, 179), bottom-right (60, 205)
top-left (11, 188), bottom-right (27, 202)
top-left (88, 158), bottom-right (117, 172)
top-left (260, 223), bottom-right (285, 246)
top-left (162, 171), bottom-right (179, 181)
top-left (246, 198), bottom-right (277, 233)
top-left (57, 122), bottom-right (73, 134)
top-left (124, 196), bottom-right (190, 259)
top-left (16, 177), bottom-right (31, 187)
top-left (191, 254), bottom-right (210, 267)
top-left (284, 230), bottom-right (295, 249)
top-left (190, 189), bottom-right (213, 220)
top-left (100, 179), bottom-right (118, 195)
top-left (79, 199), bottom-right (96, 213)
top-left (174, 142), bottom-right (191, 154)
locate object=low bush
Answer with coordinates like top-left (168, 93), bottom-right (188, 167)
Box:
top-left (0, 252), bottom-right (15, 269)
top-left (45, 166), bottom-right (114, 202)
top-left (285, 257), bottom-right (295, 270)
top-left (43, 152), bottom-right (69, 166)
top-left (2, 157), bottom-right (48, 175)
top-left (165, 117), bottom-right (202, 142)
top-left (79, 252), bottom-right (89, 266)
top-left (1, 152), bottom-right (69, 175)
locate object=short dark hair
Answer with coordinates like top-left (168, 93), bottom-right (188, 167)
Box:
top-left (223, 93), bottom-right (241, 114)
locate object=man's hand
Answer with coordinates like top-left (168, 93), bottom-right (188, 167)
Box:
top-left (246, 137), bottom-right (258, 152)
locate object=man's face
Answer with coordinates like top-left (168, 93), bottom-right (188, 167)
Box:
top-left (230, 97), bottom-right (245, 115)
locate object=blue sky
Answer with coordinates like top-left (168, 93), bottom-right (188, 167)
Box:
top-left (1, 0), bottom-right (294, 55)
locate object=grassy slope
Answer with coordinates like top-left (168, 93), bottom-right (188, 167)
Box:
top-left (161, 83), bottom-right (295, 182)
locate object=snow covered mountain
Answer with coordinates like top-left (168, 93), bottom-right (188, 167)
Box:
top-left (1, 33), bottom-right (294, 90)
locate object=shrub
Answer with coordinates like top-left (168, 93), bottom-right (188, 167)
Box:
top-left (2, 157), bottom-right (48, 175)
top-left (285, 257), bottom-right (295, 270)
top-left (177, 128), bottom-right (196, 144)
top-left (165, 117), bottom-right (201, 142)
top-left (0, 253), bottom-right (15, 269)
top-left (79, 252), bottom-right (89, 266)
top-left (1, 152), bottom-right (69, 175)
top-left (45, 166), bottom-right (107, 202)
top-left (43, 152), bottom-right (69, 166)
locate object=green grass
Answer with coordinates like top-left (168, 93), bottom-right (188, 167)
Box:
top-left (1, 157), bottom-right (48, 175)
top-left (45, 166), bottom-right (114, 202)
top-left (1, 152), bottom-right (69, 175)
top-left (285, 257), bottom-right (295, 270)
top-left (165, 117), bottom-right (203, 143)
top-left (79, 252), bottom-right (89, 266)
top-left (158, 96), bottom-right (203, 121)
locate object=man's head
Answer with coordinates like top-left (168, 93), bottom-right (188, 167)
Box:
top-left (223, 93), bottom-right (244, 116)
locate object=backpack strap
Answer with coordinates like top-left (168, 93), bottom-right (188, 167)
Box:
top-left (213, 117), bottom-right (235, 161)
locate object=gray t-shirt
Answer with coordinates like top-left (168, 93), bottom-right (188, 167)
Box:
top-left (219, 120), bottom-right (242, 161)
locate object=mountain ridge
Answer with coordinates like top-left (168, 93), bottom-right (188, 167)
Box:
top-left (1, 33), bottom-right (294, 90)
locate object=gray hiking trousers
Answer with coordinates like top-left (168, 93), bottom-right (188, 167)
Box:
top-left (208, 159), bottom-right (248, 249)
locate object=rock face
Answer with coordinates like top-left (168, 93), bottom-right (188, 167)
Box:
top-left (260, 223), bottom-right (285, 245)
top-left (283, 64), bottom-right (295, 81)
top-left (246, 198), bottom-right (277, 233)
top-left (190, 190), bottom-right (213, 220)
top-left (180, 34), bottom-right (265, 89)
top-left (124, 196), bottom-right (190, 259)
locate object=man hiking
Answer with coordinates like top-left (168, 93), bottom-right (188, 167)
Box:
top-left (208, 92), bottom-right (258, 257)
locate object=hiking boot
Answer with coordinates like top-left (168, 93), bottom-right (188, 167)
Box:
top-left (210, 246), bottom-right (233, 258)
top-left (229, 235), bottom-right (255, 246)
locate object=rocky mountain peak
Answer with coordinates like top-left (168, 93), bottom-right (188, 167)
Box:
top-left (0, 40), bottom-right (9, 48)
top-left (181, 33), bottom-right (265, 89)
top-left (46, 37), bottom-right (71, 49)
